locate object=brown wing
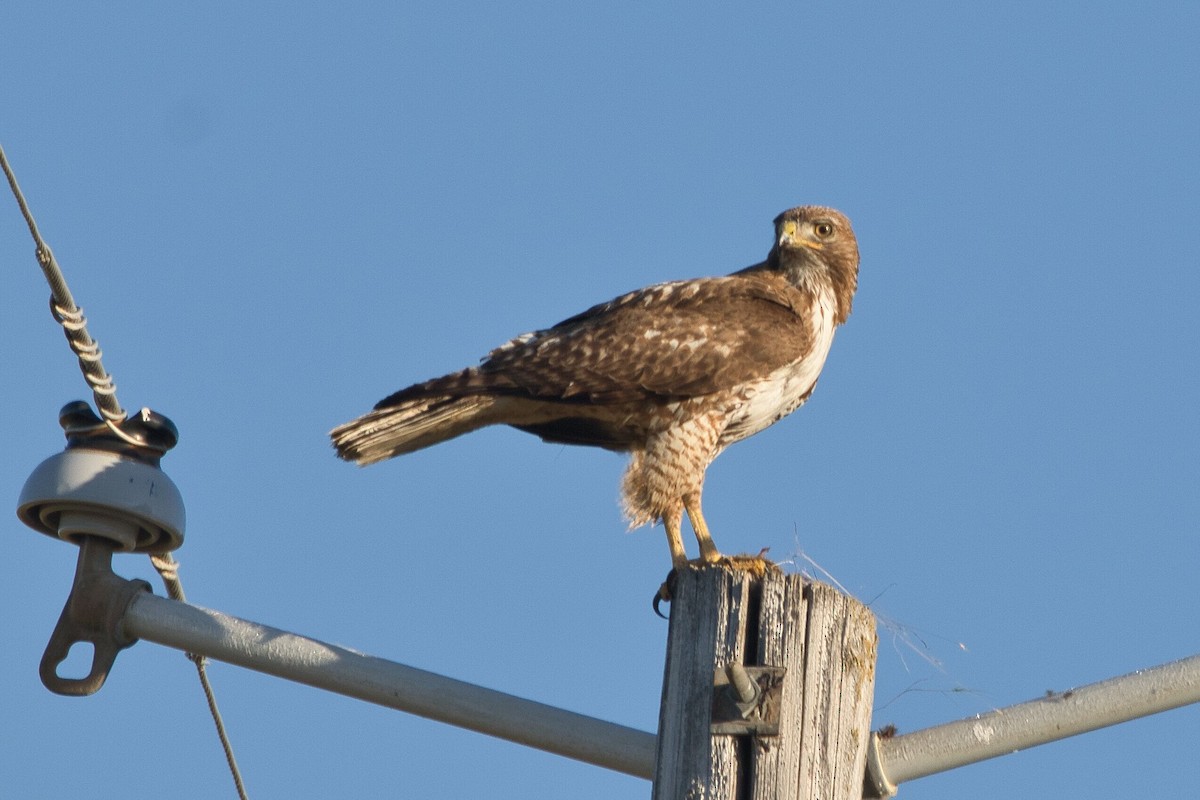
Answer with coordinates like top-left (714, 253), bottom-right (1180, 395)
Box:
top-left (479, 272), bottom-right (814, 404)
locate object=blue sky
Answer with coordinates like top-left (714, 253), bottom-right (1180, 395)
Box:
top-left (2, 3), bottom-right (1197, 797)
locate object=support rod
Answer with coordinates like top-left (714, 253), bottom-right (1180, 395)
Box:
top-left (120, 592), bottom-right (657, 779)
top-left (868, 651), bottom-right (1200, 794)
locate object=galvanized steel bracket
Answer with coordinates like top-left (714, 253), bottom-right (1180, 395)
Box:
top-left (39, 536), bottom-right (151, 696)
top-left (711, 664), bottom-right (786, 735)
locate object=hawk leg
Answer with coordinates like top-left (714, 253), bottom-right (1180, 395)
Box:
top-left (655, 493), bottom-right (724, 618)
top-left (662, 504), bottom-right (689, 568)
top-left (683, 491), bottom-right (722, 564)
top-left (654, 494), bottom-right (778, 617)
top-left (660, 494), bottom-right (722, 567)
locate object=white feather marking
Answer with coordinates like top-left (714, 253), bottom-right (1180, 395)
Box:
top-left (496, 332), bottom-right (536, 352)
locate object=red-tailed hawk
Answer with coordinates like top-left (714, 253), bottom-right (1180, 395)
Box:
top-left (332, 206), bottom-right (859, 569)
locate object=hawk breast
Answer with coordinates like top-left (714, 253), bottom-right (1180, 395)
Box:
top-left (718, 284), bottom-right (838, 447)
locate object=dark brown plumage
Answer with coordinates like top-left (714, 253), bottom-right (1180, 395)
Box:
top-left (332, 206), bottom-right (860, 567)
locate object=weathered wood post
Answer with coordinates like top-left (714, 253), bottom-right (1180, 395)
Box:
top-left (653, 566), bottom-right (877, 800)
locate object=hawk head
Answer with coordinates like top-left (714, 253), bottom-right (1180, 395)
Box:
top-left (772, 205), bottom-right (860, 324)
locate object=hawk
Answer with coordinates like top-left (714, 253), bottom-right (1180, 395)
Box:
top-left (332, 206), bottom-right (859, 570)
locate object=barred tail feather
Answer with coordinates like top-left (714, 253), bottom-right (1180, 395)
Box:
top-left (331, 395), bottom-right (499, 465)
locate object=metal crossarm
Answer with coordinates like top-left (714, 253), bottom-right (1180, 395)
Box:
top-left (121, 591), bottom-right (659, 778)
top-left (865, 651), bottom-right (1200, 796)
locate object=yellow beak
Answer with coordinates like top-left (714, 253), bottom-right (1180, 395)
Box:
top-left (778, 220), bottom-right (823, 250)
top-left (777, 220), bottom-right (798, 248)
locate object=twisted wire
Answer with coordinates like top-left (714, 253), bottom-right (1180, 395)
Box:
top-left (2, 153), bottom-right (125, 424)
top-left (151, 555), bottom-right (250, 800)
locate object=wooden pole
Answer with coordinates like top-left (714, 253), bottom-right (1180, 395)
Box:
top-left (653, 566), bottom-right (877, 800)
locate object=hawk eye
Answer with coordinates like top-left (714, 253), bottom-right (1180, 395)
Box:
top-left (814, 221), bottom-right (834, 238)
